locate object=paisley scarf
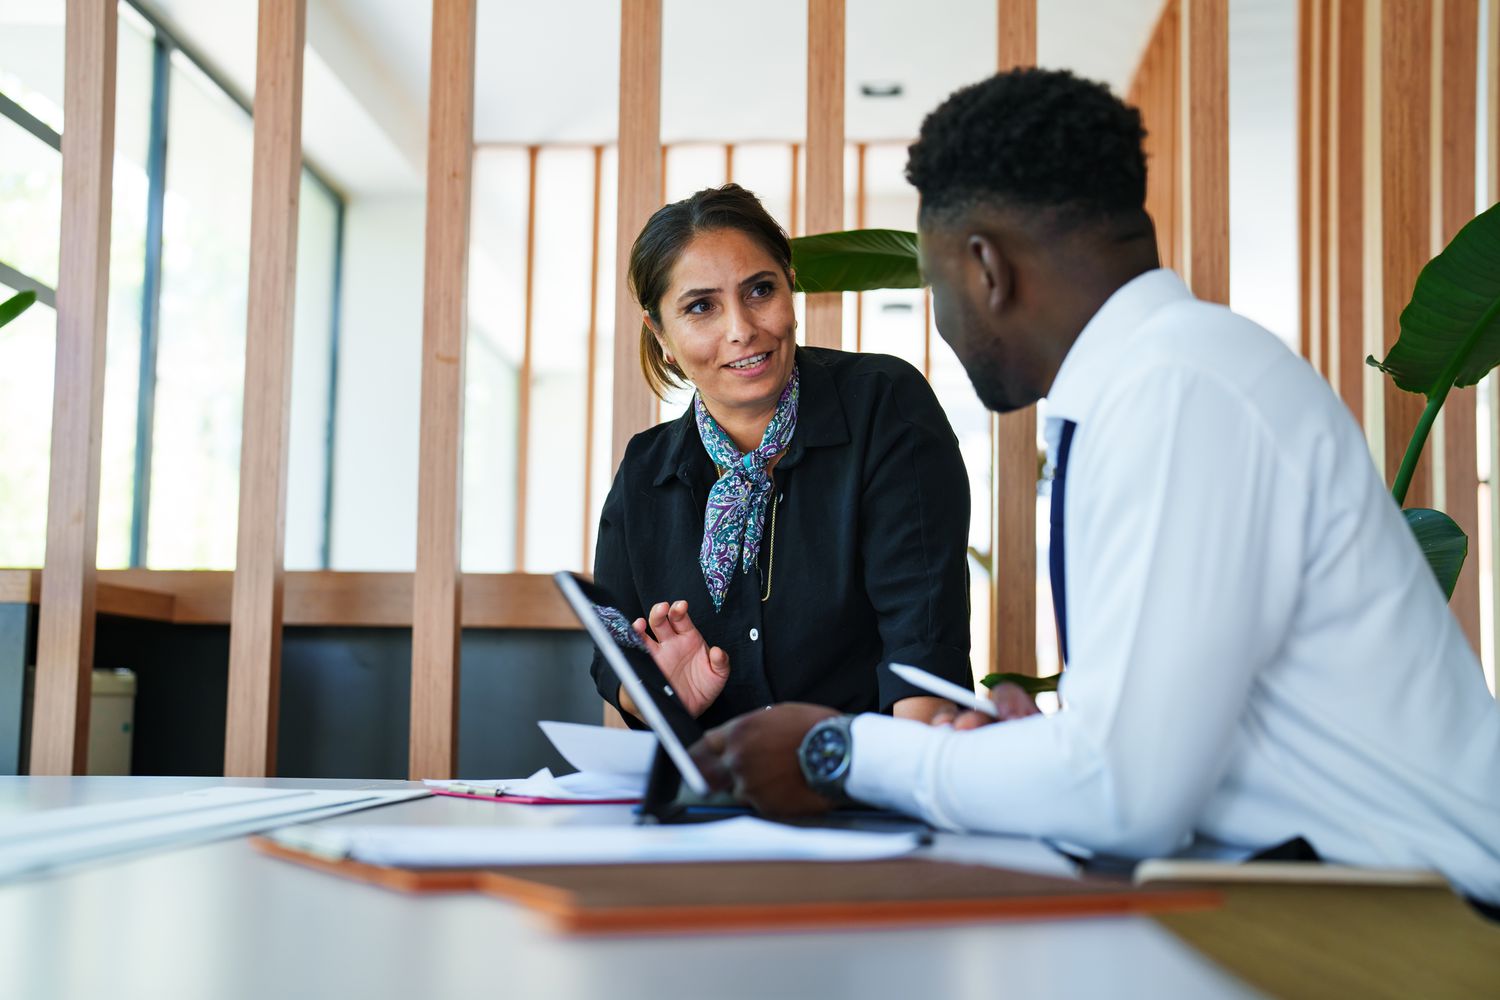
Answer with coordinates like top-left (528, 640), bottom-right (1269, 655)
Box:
top-left (694, 367), bottom-right (800, 610)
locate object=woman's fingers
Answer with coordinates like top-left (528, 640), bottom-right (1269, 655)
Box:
top-left (952, 710), bottom-right (994, 731)
top-left (632, 617), bottom-right (661, 655)
top-left (707, 645), bottom-right (731, 680)
top-left (990, 682), bottom-right (1041, 720)
top-left (666, 599), bottom-right (694, 635)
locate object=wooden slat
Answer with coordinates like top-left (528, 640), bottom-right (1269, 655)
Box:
top-left (922, 289), bottom-right (932, 380)
top-left (724, 143), bottom-right (735, 184)
top-left (1378, 0), bottom-right (1435, 507)
top-left (992, 0), bottom-right (1038, 678)
top-left (516, 146), bottom-right (539, 571)
top-left (0, 571), bottom-right (174, 620)
top-left (582, 145), bottom-right (604, 568)
top-left (1315, 0), bottom-right (1332, 378)
top-left (611, 0), bottom-right (663, 466)
top-left (410, 0), bottom-right (476, 781)
top-left (223, 0), bottom-right (307, 779)
top-left (1180, 0), bottom-right (1229, 304)
top-left (1439, 0), bottom-right (1481, 652)
top-left (29, 0), bottom-right (117, 776)
top-left (1130, 0), bottom-right (1181, 272)
top-left (804, 0), bottom-right (845, 349)
top-left (1298, 0), bottom-right (1314, 362)
top-left (1331, 0), bottom-right (1366, 427)
top-left (1488, 0), bottom-right (1499, 695)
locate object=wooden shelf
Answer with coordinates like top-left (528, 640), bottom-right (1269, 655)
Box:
top-left (0, 570), bottom-right (579, 630)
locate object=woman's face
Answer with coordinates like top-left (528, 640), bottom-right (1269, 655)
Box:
top-left (652, 227), bottom-right (797, 418)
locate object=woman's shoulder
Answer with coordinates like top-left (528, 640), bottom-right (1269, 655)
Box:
top-left (800, 345), bottom-right (926, 387)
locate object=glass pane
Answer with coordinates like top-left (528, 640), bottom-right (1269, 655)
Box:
top-left (97, 11), bottom-right (156, 569)
top-left (463, 147), bottom-right (528, 572)
top-left (285, 172), bottom-right (339, 570)
top-left (524, 147), bottom-right (595, 572)
top-left (0, 118), bottom-right (62, 288)
top-left (146, 53), bottom-right (253, 569)
top-left (587, 145), bottom-right (618, 568)
top-left (0, 288), bottom-right (54, 567)
top-left (0, 0), bottom-right (65, 133)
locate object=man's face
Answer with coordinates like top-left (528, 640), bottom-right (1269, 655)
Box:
top-left (917, 214), bottom-right (1039, 414)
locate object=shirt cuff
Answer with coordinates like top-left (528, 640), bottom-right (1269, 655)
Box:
top-left (847, 713), bottom-right (956, 827)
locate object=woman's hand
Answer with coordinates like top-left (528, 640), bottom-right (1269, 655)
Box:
top-left (632, 600), bottom-right (730, 717)
top-left (947, 682), bottom-right (1041, 730)
top-left (893, 695), bottom-right (958, 724)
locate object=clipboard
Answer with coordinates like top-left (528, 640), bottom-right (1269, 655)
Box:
top-left (254, 836), bottom-right (1221, 935)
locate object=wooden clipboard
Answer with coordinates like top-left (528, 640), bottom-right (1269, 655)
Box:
top-left (253, 837), bottom-right (1220, 935)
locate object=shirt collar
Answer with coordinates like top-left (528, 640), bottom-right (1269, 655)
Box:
top-left (651, 346), bottom-right (849, 486)
top-left (1044, 268), bottom-right (1193, 423)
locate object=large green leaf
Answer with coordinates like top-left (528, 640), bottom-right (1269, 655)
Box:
top-left (0, 290), bottom-right (36, 330)
top-left (789, 228), bottom-right (921, 293)
top-left (1404, 507), bottom-right (1467, 601)
top-left (979, 672), bottom-right (1059, 697)
top-left (1368, 201), bottom-right (1500, 394)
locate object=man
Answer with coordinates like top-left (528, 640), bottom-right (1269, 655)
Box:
top-left (688, 68), bottom-right (1500, 907)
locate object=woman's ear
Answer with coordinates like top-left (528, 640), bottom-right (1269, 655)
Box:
top-left (644, 312), bottom-right (676, 366)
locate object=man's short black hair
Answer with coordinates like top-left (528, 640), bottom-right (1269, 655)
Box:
top-left (907, 68), bottom-right (1148, 230)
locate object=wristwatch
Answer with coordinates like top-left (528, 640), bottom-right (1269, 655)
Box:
top-left (798, 714), bottom-right (856, 802)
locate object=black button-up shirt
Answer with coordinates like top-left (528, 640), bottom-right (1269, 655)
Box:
top-left (590, 346), bottom-right (973, 729)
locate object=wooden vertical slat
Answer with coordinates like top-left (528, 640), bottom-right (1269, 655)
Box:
top-left (1315, 0), bottom-right (1333, 377)
top-left (922, 289), bottom-right (932, 380)
top-left (854, 142), bottom-right (866, 351)
top-left (1298, 0), bottom-right (1314, 362)
top-left (1180, 0), bottom-right (1229, 304)
top-left (1487, 0), bottom-right (1499, 692)
top-left (804, 0), bottom-right (845, 349)
top-left (1378, 0), bottom-right (1436, 508)
top-left (1130, 0), bottom-right (1181, 273)
top-left (223, 0), bottom-right (307, 777)
top-left (515, 146), bottom-right (538, 571)
top-left (724, 143), bottom-right (735, 184)
top-left (29, 0), bottom-right (117, 775)
top-left (582, 145), bottom-right (604, 568)
top-left (611, 0), bottom-right (662, 466)
top-left (1440, 0), bottom-right (1481, 651)
top-left (1331, 0), bottom-right (1366, 427)
top-left (992, 0), bottom-right (1038, 678)
top-left (409, 0), bottom-right (476, 780)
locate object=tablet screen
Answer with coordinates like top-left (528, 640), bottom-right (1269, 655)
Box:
top-left (554, 572), bottom-right (709, 795)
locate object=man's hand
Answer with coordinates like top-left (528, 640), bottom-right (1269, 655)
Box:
top-left (691, 704), bottom-right (839, 817)
top-left (631, 600), bottom-right (730, 717)
top-left (947, 681), bottom-right (1041, 730)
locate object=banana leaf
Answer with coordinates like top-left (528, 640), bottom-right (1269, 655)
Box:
top-left (1403, 508), bottom-right (1467, 601)
top-left (789, 229), bottom-right (921, 293)
top-left (0, 290), bottom-right (36, 329)
top-left (1368, 202), bottom-right (1500, 505)
top-left (979, 672), bottom-right (1059, 697)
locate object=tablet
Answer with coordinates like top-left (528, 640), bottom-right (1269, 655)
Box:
top-left (553, 572), bottom-right (710, 796)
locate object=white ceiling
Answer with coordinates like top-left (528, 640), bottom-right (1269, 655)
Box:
top-left (132, 0), bottom-right (1165, 198)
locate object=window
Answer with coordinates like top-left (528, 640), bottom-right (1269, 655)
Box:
top-left (0, 1), bottom-right (345, 572)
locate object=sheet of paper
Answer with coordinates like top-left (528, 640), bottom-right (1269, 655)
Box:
top-left (537, 720), bottom-right (656, 778)
top-left (269, 815), bottom-right (924, 867)
top-left (424, 768), bottom-right (643, 802)
top-left (0, 787), bottom-right (429, 881)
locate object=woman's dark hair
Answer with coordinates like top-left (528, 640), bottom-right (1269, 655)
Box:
top-left (629, 183), bottom-right (793, 398)
top-left (906, 68), bottom-right (1148, 233)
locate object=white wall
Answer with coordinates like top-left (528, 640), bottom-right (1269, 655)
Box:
top-left (328, 196), bottom-right (425, 570)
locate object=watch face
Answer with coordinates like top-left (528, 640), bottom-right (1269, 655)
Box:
top-left (805, 725), bottom-right (850, 781)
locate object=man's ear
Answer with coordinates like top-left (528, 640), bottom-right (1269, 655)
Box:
top-left (966, 234), bottom-right (1011, 316)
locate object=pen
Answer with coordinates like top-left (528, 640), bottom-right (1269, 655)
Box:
top-left (889, 664), bottom-right (1000, 718)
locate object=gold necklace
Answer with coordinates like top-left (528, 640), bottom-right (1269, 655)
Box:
top-left (711, 463), bottom-right (779, 603)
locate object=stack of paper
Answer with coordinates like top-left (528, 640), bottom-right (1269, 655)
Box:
top-left (268, 815), bottom-right (925, 867)
top-left (425, 721), bottom-right (656, 804)
top-left (0, 787), bottom-right (428, 881)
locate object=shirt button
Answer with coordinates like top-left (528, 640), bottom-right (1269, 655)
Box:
top-left (749, 628), bottom-right (760, 641)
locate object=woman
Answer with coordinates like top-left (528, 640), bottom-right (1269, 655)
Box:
top-left (591, 183), bottom-right (973, 729)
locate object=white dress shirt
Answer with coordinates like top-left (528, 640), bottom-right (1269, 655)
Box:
top-left (848, 269), bottom-right (1500, 904)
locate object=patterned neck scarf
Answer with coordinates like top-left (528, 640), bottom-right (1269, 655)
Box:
top-left (694, 366), bottom-right (800, 610)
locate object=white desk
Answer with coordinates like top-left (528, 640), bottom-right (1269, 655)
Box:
top-left (0, 777), bottom-right (1256, 1000)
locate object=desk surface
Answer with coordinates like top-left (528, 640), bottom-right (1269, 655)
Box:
top-left (0, 777), bottom-right (1255, 1000)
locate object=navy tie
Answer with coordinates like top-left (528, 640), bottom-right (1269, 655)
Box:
top-left (1049, 420), bottom-right (1077, 667)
